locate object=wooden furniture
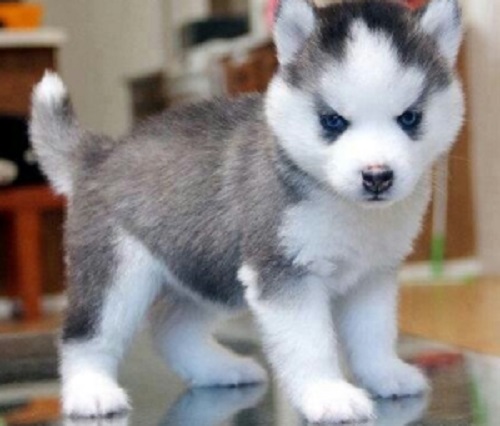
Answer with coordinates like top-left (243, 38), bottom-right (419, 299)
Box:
top-left (0, 29), bottom-right (65, 116)
top-left (221, 42), bottom-right (278, 96)
top-left (0, 186), bottom-right (64, 320)
top-left (0, 28), bottom-right (65, 320)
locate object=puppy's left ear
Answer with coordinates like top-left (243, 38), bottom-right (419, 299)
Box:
top-left (417, 0), bottom-right (463, 66)
top-left (274, 0), bottom-right (316, 65)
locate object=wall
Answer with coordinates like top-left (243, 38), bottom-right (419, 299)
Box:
top-left (162, 0), bottom-right (211, 75)
top-left (462, 1), bottom-right (500, 274)
top-left (39, 0), bottom-right (166, 137)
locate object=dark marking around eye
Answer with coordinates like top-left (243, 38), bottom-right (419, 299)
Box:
top-left (319, 113), bottom-right (350, 141)
top-left (397, 110), bottom-right (423, 138)
top-left (315, 96), bottom-right (350, 143)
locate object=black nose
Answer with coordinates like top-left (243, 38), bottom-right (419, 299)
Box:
top-left (362, 167), bottom-right (394, 195)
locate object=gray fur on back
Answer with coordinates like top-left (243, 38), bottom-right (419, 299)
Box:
top-left (71, 95), bottom-right (306, 309)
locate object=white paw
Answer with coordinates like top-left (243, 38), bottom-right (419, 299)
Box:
top-left (187, 356), bottom-right (267, 387)
top-left (64, 416), bottom-right (129, 426)
top-left (62, 371), bottom-right (130, 418)
top-left (356, 360), bottom-right (429, 399)
top-left (298, 380), bottom-right (375, 423)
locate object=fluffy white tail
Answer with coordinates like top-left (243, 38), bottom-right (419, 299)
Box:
top-left (30, 71), bottom-right (80, 195)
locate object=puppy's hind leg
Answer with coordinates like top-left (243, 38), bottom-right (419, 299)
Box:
top-left (151, 296), bottom-right (267, 387)
top-left (60, 231), bottom-right (163, 418)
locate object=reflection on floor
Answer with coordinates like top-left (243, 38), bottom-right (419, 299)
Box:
top-left (1, 278), bottom-right (500, 425)
top-left (0, 314), bottom-right (60, 335)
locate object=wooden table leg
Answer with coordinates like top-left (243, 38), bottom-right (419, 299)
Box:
top-left (12, 209), bottom-right (42, 320)
top-left (1, 215), bottom-right (17, 297)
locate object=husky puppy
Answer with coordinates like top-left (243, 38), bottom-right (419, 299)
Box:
top-left (30, 0), bottom-right (464, 422)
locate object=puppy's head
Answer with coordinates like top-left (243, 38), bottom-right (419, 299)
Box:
top-left (266, 0), bottom-right (464, 205)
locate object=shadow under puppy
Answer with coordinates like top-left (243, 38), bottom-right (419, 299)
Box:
top-left (30, 0), bottom-right (464, 423)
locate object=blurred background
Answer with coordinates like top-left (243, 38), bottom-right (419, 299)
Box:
top-left (0, 0), bottom-right (499, 424)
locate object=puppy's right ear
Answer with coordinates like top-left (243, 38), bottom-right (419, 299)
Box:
top-left (274, 0), bottom-right (316, 65)
top-left (417, 0), bottom-right (462, 66)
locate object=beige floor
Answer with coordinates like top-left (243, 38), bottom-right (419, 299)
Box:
top-left (400, 277), bottom-right (500, 356)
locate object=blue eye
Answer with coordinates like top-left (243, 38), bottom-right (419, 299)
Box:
top-left (397, 110), bottom-right (423, 131)
top-left (319, 113), bottom-right (349, 137)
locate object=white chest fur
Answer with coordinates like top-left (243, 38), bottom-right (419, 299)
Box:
top-left (278, 182), bottom-right (430, 293)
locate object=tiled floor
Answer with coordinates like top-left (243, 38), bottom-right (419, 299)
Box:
top-left (1, 279), bottom-right (500, 425)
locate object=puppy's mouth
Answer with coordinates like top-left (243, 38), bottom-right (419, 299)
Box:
top-left (361, 187), bottom-right (396, 204)
top-left (367, 194), bottom-right (387, 202)
top-left (360, 193), bottom-right (395, 207)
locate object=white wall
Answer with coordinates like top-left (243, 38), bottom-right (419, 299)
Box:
top-left (462, 1), bottom-right (500, 274)
top-left (169, 0), bottom-right (210, 28)
top-left (40, 0), bottom-right (166, 137)
top-left (163, 0), bottom-right (211, 74)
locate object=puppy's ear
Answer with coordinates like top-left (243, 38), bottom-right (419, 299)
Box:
top-left (417, 0), bottom-right (463, 66)
top-left (274, 0), bottom-right (316, 65)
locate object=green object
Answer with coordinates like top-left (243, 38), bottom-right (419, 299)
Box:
top-left (463, 274), bottom-right (477, 285)
top-left (0, 418), bottom-right (6, 426)
top-left (470, 380), bottom-right (488, 426)
top-left (431, 234), bottom-right (445, 278)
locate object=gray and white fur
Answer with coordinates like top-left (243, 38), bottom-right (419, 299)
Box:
top-left (30, 0), bottom-right (464, 422)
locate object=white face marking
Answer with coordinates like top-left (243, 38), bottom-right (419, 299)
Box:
top-left (322, 21), bottom-right (427, 118)
top-left (266, 20), bottom-right (464, 206)
top-left (320, 23), bottom-right (424, 203)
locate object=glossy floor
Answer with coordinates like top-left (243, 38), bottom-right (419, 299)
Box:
top-left (1, 279), bottom-right (500, 425)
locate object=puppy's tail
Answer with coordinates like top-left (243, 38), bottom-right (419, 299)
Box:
top-left (30, 71), bottom-right (81, 196)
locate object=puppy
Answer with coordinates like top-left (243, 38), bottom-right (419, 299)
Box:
top-left (30, 0), bottom-right (464, 422)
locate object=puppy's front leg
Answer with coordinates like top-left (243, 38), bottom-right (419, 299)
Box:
top-left (238, 264), bottom-right (374, 424)
top-left (338, 271), bottom-right (428, 399)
